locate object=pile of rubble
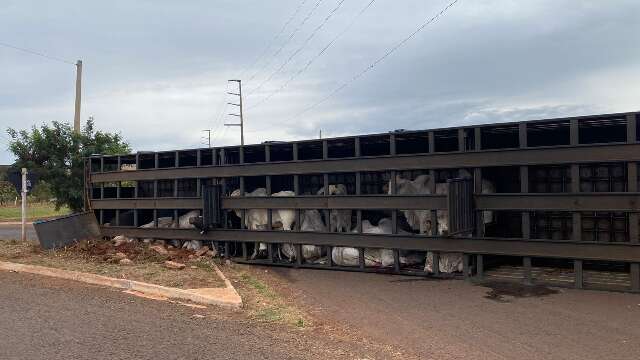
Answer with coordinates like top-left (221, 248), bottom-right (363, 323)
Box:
top-left (77, 234), bottom-right (218, 270)
top-left (99, 210), bottom-right (219, 269)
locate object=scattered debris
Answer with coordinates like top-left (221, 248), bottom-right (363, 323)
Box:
top-left (149, 245), bottom-right (169, 255)
top-left (164, 260), bottom-right (186, 270)
top-left (119, 258), bottom-right (134, 266)
top-left (113, 235), bottom-right (131, 247)
top-left (195, 245), bottom-right (210, 257)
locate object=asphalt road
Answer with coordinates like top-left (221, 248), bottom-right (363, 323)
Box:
top-left (270, 267), bottom-right (640, 360)
top-left (0, 223), bottom-right (37, 241)
top-left (0, 271), bottom-right (385, 360)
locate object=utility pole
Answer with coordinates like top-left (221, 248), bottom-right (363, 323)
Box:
top-left (21, 168), bottom-right (27, 242)
top-left (224, 79), bottom-right (244, 145)
top-left (202, 129), bottom-right (212, 148)
top-left (74, 60), bottom-right (83, 133)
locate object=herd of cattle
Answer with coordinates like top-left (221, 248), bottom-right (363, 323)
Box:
top-left (116, 172), bottom-right (494, 274)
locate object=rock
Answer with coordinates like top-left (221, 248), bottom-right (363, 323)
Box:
top-left (190, 266), bottom-right (197, 269)
top-left (113, 252), bottom-right (128, 260)
top-left (119, 258), bottom-right (134, 266)
top-left (195, 246), bottom-right (210, 257)
top-left (149, 245), bottom-right (168, 255)
top-left (113, 235), bottom-right (130, 247)
top-left (142, 238), bottom-right (153, 244)
top-left (206, 250), bottom-right (216, 257)
top-left (77, 239), bottom-right (89, 251)
top-left (167, 245), bottom-right (175, 250)
top-left (188, 254), bottom-right (196, 261)
top-left (155, 239), bottom-right (166, 246)
top-left (164, 260), bottom-right (186, 270)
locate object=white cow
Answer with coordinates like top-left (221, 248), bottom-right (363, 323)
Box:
top-left (392, 171), bottom-right (495, 273)
top-left (280, 209), bottom-right (326, 262)
top-left (230, 188), bottom-right (297, 259)
top-left (317, 184), bottom-right (352, 232)
top-left (331, 218), bottom-right (422, 267)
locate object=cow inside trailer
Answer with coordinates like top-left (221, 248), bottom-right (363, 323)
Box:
top-left (87, 111), bottom-right (640, 292)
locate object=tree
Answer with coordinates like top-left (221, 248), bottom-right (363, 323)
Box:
top-left (7, 119), bottom-right (131, 212)
top-left (29, 181), bottom-right (54, 204)
top-left (0, 181), bottom-right (18, 206)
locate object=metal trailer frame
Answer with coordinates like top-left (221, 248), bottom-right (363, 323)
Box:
top-left (86, 111), bottom-right (640, 292)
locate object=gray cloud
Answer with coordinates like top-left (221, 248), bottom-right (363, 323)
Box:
top-left (2, 0), bottom-right (639, 164)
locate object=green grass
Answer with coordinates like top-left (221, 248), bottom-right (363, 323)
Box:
top-left (0, 203), bottom-right (70, 222)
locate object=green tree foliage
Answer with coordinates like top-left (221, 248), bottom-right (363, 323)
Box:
top-left (29, 181), bottom-right (54, 203)
top-left (7, 119), bottom-right (130, 212)
top-left (0, 181), bottom-right (18, 206)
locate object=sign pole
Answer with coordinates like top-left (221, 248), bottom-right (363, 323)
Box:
top-left (21, 168), bottom-right (27, 241)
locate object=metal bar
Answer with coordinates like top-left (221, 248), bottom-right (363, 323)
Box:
top-left (574, 259), bottom-right (583, 289)
top-left (570, 118), bottom-right (579, 145)
top-left (90, 144), bottom-right (640, 183)
top-left (101, 226), bottom-right (640, 262)
top-left (293, 174), bottom-right (299, 195)
top-left (572, 213), bottom-right (582, 242)
top-left (474, 127), bottom-right (482, 151)
top-left (523, 256), bottom-right (532, 284)
top-left (474, 193), bottom-right (640, 211)
top-left (322, 140), bottom-right (328, 160)
top-left (358, 248), bottom-right (365, 269)
top-left (428, 131), bottom-right (435, 153)
top-left (390, 134), bottom-right (396, 156)
top-left (432, 252), bottom-right (440, 275)
top-left (627, 113), bottom-right (636, 143)
top-left (355, 137), bottom-right (361, 157)
top-left (265, 144), bottom-right (271, 162)
top-left (476, 254), bottom-right (484, 279)
top-left (295, 244), bottom-right (302, 267)
top-left (463, 254), bottom-right (470, 279)
top-left (355, 172), bottom-right (361, 195)
top-left (457, 128), bottom-right (465, 152)
top-left (520, 165), bottom-right (530, 239)
top-left (292, 143), bottom-right (298, 161)
top-left (519, 123), bottom-right (527, 148)
top-left (631, 263), bottom-right (640, 292)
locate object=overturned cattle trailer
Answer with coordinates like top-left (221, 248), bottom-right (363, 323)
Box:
top-left (87, 111), bottom-right (640, 292)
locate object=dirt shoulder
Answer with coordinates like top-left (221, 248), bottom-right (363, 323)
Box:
top-left (0, 239), bottom-right (224, 289)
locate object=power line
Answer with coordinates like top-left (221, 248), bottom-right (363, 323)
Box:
top-left (247, 0), bottom-right (346, 96)
top-left (248, 0), bottom-right (376, 110)
top-left (236, 0), bottom-right (309, 80)
top-left (245, 0), bottom-right (326, 84)
top-left (288, 0), bottom-right (459, 121)
top-left (0, 41), bottom-right (75, 65)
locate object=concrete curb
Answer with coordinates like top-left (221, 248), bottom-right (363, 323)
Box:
top-left (0, 261), bottom-right (242, 309)
top-left (0, 222), bottom-right (34, 225)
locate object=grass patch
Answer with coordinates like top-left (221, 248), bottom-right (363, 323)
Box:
top-left (222, 265), bottom-right (311, 329)
top-left (0, 203), bottom-right (70, 222)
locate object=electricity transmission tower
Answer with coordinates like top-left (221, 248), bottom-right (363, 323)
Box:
top-left (224, 79), bottom-right (244, 145)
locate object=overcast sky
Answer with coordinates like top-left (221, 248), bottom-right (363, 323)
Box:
top-left (1, 0), bottom-right (639, 164)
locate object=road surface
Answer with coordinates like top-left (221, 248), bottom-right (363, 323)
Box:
top-left (269, 267), bottom-right (640, 360)
top-left (0, 223), bottom-right (37, 241)
top-left (0, 271), bottom-right (388, 360)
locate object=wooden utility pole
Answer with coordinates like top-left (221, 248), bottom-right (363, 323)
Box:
top-left (74, 60), bottom-right (83, 133)
top-left (224, 79), bottom-right (244, 145)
